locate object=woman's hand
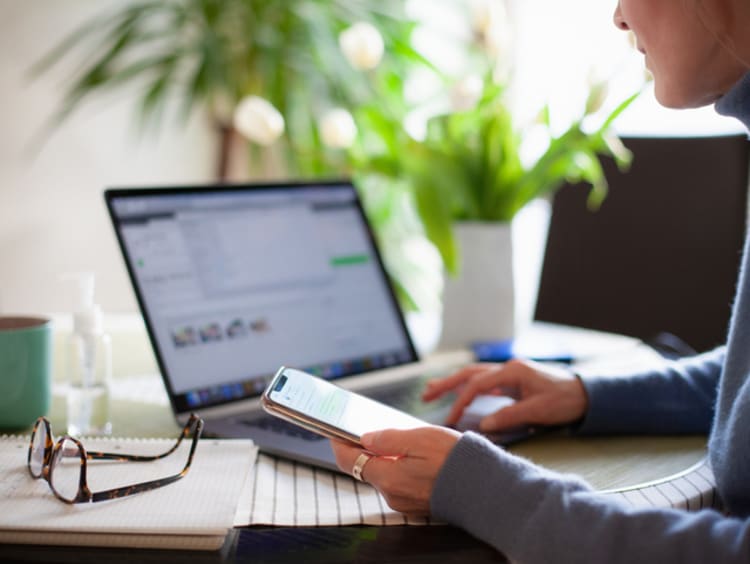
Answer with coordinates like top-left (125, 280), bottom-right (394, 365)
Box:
top-left (330, 426), bottom-right (461, 516)
top-left (422, 359), bottom-right (588, 432)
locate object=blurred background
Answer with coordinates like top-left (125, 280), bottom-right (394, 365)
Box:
top-left (1, 0), bottom-right (741, 319)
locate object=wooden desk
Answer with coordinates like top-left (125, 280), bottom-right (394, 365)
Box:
top-left (511, 433), bottom-right (705, 491)
top-left (0, 323), bottom-right (708, 562)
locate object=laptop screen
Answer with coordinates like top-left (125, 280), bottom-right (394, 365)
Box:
top-left (105, 181), bottom-right (418, 414)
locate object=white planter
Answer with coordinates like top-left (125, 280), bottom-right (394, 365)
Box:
top-left (437, 222), bottom-right (515, 350)
top-left (436, 199), bottom-right (550, 351)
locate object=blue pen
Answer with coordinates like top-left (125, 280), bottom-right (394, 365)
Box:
top-left (472, 340), bottom-right (575, 364)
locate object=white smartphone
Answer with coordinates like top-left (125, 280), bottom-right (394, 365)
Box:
top-left (261, 366), bottom-right (428, 445)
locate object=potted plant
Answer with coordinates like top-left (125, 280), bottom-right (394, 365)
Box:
top-left (414, 83), bottom-right (636, 347)
top-left (34, 0), bottom-right (641, 349)
top-left (329, 0), bottom-right (642, 346)
top-left (348, 71), bottom-right (638, 347)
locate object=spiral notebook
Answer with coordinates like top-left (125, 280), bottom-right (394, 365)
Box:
top-left (0, 434), bottom-right (258, 551)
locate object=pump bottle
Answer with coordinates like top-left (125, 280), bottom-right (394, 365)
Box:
top-left (66, 273), bottom-right (112, 436)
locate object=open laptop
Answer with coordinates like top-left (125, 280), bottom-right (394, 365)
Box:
top-left (104, 180), bottom-right (473, 471)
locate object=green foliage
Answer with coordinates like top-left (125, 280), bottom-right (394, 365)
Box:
top-left (352, 79), bottom-right (639, 274)
top-left (31, 0), bottom-right (424, 177)
top-left (33, 1), bottom-right (641, 308)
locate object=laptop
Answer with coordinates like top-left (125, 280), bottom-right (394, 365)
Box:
top-left (104, 180), bottom-right (472, 471)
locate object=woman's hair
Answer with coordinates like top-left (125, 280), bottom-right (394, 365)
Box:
top-left (692, 0), bottom-right (750, 68)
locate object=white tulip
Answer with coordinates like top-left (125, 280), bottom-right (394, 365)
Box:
top-left (339, 22), bottom-right (384, 70)
top-left (450, 74), bottom-right (484, 111)
top-left (233, 95), bottom-right (285, 146)
top-left (470, 0), bottom-right (510, 57)
top-left (319, 108), bottom-right (357, 149)
top-left (470, 0), bottom-right (507, 35)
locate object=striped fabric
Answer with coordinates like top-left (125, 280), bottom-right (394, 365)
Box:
top-left (601, 458), bottom-right (721, 511)
top-left (235, 455), bottom-right (719, 526)
top-left (235, 453), bottom-right (431, 526)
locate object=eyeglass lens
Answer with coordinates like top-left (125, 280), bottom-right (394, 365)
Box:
top-left (29, 421), bottom-right (47, 478)
top-left (50, 438), bottom-right (82, 503)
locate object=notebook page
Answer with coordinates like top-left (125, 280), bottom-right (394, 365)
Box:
top-left (0, 530), bottom-right (229, 551)
top-left (0, 435), bottom-right (258, 536)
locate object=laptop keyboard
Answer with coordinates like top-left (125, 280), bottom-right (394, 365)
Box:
top-left (242, 415), bottom-right (326, 441)
top-left (242, 376), bottom-right (453, 442)
top-left (369, 376), bottom-right (454, 416)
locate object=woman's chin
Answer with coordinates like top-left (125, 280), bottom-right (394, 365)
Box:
top-left (653, 83), bottom-right (718, 110)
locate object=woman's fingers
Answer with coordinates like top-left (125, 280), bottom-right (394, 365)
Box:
top-left (330, 428), bottom-right (440, 482)
top-left (478, 396), bottom-right (543, 431)
top-left (361, 426), bottom-right (460, 457)
top-left (443, 362), bottom-right (527, 426)
top-left (330, 438), bottom-right (366, 478)
top-left (421, 364), bottom-right (501, 401)
top-left (479, 366), bottom-right (589, 430)
top-left (330, 426), bottom-right (461, 508)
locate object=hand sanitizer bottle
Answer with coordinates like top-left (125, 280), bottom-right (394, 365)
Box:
top-left (66, 273), bottom-right (112, 436)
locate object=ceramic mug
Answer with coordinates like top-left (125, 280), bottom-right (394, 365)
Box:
top-left (0, 316), bottom-right (53, 430)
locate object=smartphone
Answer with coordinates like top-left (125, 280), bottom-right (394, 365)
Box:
top-left (261, 366), bottom-right (427, 444)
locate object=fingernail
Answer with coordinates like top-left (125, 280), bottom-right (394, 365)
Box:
top-left (361, 431), bottom-right (378, 449)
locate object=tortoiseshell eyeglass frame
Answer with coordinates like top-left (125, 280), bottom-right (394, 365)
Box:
top-left (27, 413), bottom-right (204, 504)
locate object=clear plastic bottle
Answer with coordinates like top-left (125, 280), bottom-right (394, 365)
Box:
top-left (66, 273), bottom-right (112, 436)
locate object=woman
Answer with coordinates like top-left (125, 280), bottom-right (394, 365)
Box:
top-left (331, 1), bottom-right (750, 561)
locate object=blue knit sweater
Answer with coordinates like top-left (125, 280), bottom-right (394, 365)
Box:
top-left (431, 73), bottom-right (750, 563)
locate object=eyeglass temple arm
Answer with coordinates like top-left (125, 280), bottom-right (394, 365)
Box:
top-left (91, 470), bottom-right (186, 502)
top-left (85, 415), bottom-right (201, 462)
top-left (90, 420), bottom-right (203, 503)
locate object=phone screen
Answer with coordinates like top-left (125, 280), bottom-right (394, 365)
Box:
top-left (265, 367), bottom-right (426, 439)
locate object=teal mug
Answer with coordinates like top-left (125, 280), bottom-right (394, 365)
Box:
top-left (0, 316), bottom-right (53, 430)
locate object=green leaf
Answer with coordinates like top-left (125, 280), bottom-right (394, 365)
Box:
top-left (413, 179), bottom-right (458, 274)
top-left (598, 90), bottom-right (641, 132)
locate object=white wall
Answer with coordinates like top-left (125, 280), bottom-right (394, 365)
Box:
top-left (0, 1), bottom-right (214, 315)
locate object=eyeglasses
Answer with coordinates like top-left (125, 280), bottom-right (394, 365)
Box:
top-left (27, 414), bottom-right (204, 504)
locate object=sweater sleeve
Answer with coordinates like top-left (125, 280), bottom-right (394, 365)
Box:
top-left (576, 347), bottom-right (724, 435)
top-left (431, 433), bottom-right (750, 564)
